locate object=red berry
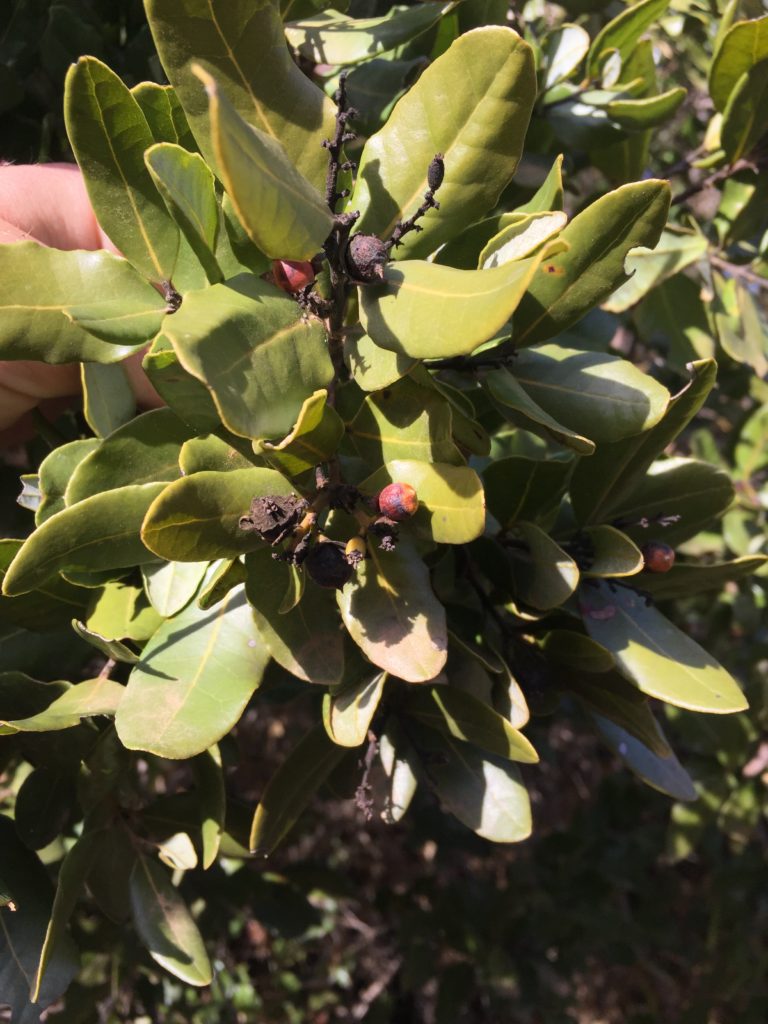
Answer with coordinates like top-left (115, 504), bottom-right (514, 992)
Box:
top-left (641, 541), bottom-right (675, 573)
top-left (377, 483), bottom-right (419, 522)
top-left (271, 259), bottom-right (315, 293)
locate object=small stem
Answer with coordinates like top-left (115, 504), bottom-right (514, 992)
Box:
top-left (710, 253), bottom-right (768, 290)
top-left (322, 73), bottom-right (357, 214)
top-left (670, 156), bottom-right (758, 207)
top-left (426, 337), bottom-right (517, 372)
top-left (385, 154), bottom-right (445, 252)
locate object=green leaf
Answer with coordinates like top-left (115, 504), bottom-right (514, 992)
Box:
top-left (337, 538), bottom-right (448, 683)
top-left (193, 65), bottom-right (332, 261)
top-left (404, 685), bottom-right (538, 763)
top-left (636, 556), bottom-right (768, 601)
top-left (142, 560), bottom-right (209, 618)
top-left (197, 558), bottom-right (247, 611)
top-left (256, 390), bottom-right (345, 477)
top-left (351, 27), bottom-right (536, 259)
top-left (0, 540), bottom-right (89, 632)
top-left (359, 249), bottom-right (551, 360)
top-left (2, 483), bottom-right (166, 597)
top-left (0, 678), bottom-right (124, 733)
top-left (512, 180), bottom-right (671, 346)
top-left (603, 228), bottom-right (708, 313)
top-left (540, 24), bottom-right (590, 90)
top-left (587, 0), bottom-right (668, 79)
top-left (71, 619), bottom-right (139, 664)
top-left (66, 409), bottom-right (193, 504)
top-left (360, 460), bottom-right (485, 545)
top-left (144, 0), bottom-right (336, 190)
top-left (180, 433), bottom-right (256, 474)
top-left (634, 274), bottom-right (715, 371)
top-left (542, 630), bottom-right (615, 674)
top-left (346, 372), bottom-right (463, 466)
top-left (64, 57), bottom-right (180, 283)
top-left (0, 242), bottom-right (167, 363)
top-left (116, 585), bottom-right (268, 758)
top-left (245, 548), bottom-right (345, 687)
top-left (285, 4), bottom-right (453, 65)
top-left (379, 717), bottom-right (420, 823)
top-left (569, 359), bottom-right (717, 525)
top-left (709, 15), bottom-right (768, 112)
top-left (735, 403), bottom-right (768, 479)
top-left (324, 672), bottom-right (386, 748)
top-left (479, 212), bottom-right (567, 268)
top-left (415, 728), bottom-right (532, 842)
top-left (192, 746), bottom-right (225, 869)
top-left (132, 82), bottom-right (196, 149)
top-left (512, 344), bottom-right (669, 442)
top-left (145, 142), bottom-right (223, 284)
top-left (609, 457), bottom-right (735, 548)
top-left (721, 62), bottom-right (768, 162)
top-left (81, 362), bottom-right (137, 438)
top-left (713, 273), bottom-right (768, 378)
top-left (515, 154), bottom-right (564, 214)
top-left (344, 332), bottom-right (417, 393)
top-left (141, 467), bottom-right (293, 561)
top-left (142, 333), bottom-right (222, 433)
top-left (483, 455), bottom-right (572, 527)
top-left (582, 525), bottom-right (643, 579)
top-left (590, 712), bottom-right (697, 802)
top-left (33, 831), bottom-right (100, 1001)
top-left (250, 724), bottom-right (347, 854)
top-left (129, 854), bottom-right (212, 985)
top-left (508, 521), bottom-right (579, 611)
top-left (86, 582), bottom-right (163, 643)
top-left (0, 816), bottom-right (78, 1021)
top-left (580, 581), bottom-right (748, 714)
top-left (484, 367), bottom-right (595, 455)
top-left (606, 87), bottom-right (687, 131)
top-left (163, 275), bottom-right (333, 440)
top-left (14, 767), bottom-right (77, 850)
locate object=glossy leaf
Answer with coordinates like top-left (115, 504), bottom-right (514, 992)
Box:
top-left (285, 4), bottom-right (452, 65)
top-left (587, 0), bottom-right (668, 79)
top-left (81, 362), bottom-right (136, 438)
top-left (344, 331), bottom-right (417, 392)
top-left (86, 582), bottom-right (162, 643)
top-left (250, 724), bottom-right (347, 854)
top-left (580, 581), bottom-right (748, 714)
top-left (145, 0), bottom-right (336, 189)
top-left (192, 746), bottom-right (225, 869)
top-left (0, 540), bottom-right (89, 633)
top-left (516, 154), bottom-right (564, 213)
top-left (338, 538), bottom-right (448, 684)
top-left (351, 27), bottom-right (536, 259)
top-left (512, 345), bottom-right (669, 442)
top-left (513, 180), bottom-right (671, 346)
top-left (2, 483), bottom-right (166, 597)
top-left (116, 586), bottom-right (268, 758)
top-left (142, 467), bottom-right (293, 561)
top-left (66, 409), bottom-right (193, 503)
top-left (638, 555), bottom-right (768, 601)
top-left (569, 359), bottom-right (716, 525)
top-left (709, 15), bottom-right (768, 111)
top-left (403, 685), bottom-right (538, 763)
top-left (582, 525), bottom-right (643, 578)
top-left (180, 433), bottom-right (256, 474)
top-left (721, 63), bottom-right (768, 162)
top-left (484, 367), bottom-right (595, 455)
top-left (325, 672), bottom-right (386, 748)
top-left (0, 678), bottom-right (124, 734)
top-left (361, 460), bottom-right (485, 545)
top-left (479, 211), bottom-right (567, 268)
top-left (256, 390), bottom-right (345, 477)
top-left (359, 249), bottom-right (550, 360)
top-left (542, 630), bottom-right (615, 674)
top-left (132, 81), bottom-right (196, 149)
top-left (416, 729), bottom-right (532, 842)
top-left (379, 717), bottom-right (420, 823)
top-left (142, 560), bottom-right (209, 618)
top-left (142, 333), bottom-right (222, 433)
top-left (590, 713), bottom-right (697, 802)
top-left (0, 242), bottom-right (167, 363)
top-left (145, 142), bottom-right (223, 284)
top-left (606, 87), bottom-right (687, 131)
top-left (483, 455), bottom-right (572, 527)
top-left (71, 619), bottom-right (139, 664)
top-left (64, 57), bottom-right (180, 283)
top-left (194, 66), bottom-right (332, 261)
top-left (509, 521), bottom-right (579, 611)
top-left (197, 558), bottom-right (248, 611)
top-left (603, 228), bottom-right (708, 313)
top-left (129, 854), bottom-right (212, 985)
top-left (540, 24), bottom-right (590, 90)
top-left (163, 275), bottom-right (333, 440)
top-left (245, 548), bottom-right (344, 687)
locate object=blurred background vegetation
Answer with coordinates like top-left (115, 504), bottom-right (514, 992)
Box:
top-left (1, 0), bottom-right (767, 1021)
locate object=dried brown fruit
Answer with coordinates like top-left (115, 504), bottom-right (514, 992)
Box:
top-left (343, 233), bottom-right (388, 283)
top-left (306, 541), bottom-right (354, 589)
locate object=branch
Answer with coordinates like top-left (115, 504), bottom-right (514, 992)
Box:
top-left (710, 253), bottom-right (768, 290)
top-left (322, 73), bottom-right (357, 213)
top-left (670, 156), bottom-right (758, 207)
top-left (385, 153), bottom-right (445, 252)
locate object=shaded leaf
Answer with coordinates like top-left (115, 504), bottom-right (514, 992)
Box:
top-left (509, 521), bottom-right (579, 610)
top-left (81, 363), bottom-right (136, 438)
top-left (325, 672), bottom-right (386, 748)
top-left (582, 525), bottom-right (643, 578)
top-left (71, 620), bottom-right (139, 664)
top-left (483, 455), bottom-right (572, 527)
top-left (379, 716), bottom-right (420, 823)
top-left (344, 331), bottom-right (417, 392)
top-left (192, 746), bottom-right (225, 869)
top-left (637, 555), bottom-right (768, 601)
top-left (132, 81), bottom-right (196, 149)
top-left (256, 390), bottom-right (345, 477)
top-left (0, 678), bottom-right (124, 734)
top-left (142, 333), bottom-right (222, 433)
top-left (587, 0), bottom-right (668, 79)
top-left (721, 62), bottom-right (768, 162)
top-left (709, 14), bottom-right (768, 111)
top-left (590, 712), bottom-right (697, 802)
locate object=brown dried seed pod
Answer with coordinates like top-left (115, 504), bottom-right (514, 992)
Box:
top-left (306, 542), bottom-right (354, 589)
top-left (343, 233), bottom-right (388, 283)
top-left (427, 153), bottom-right (445, 192)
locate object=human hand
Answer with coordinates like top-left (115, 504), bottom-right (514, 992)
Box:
top-left (0, 163), bottom-right (162, 443)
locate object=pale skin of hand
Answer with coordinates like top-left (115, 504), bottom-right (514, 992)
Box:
top-left (0, 163), bottom-right (162, 442)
